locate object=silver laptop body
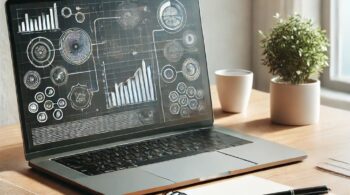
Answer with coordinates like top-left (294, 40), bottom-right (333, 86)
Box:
top-left (6, 0), bottom-right (306, 194)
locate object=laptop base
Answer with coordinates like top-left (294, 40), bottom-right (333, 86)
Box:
top-left (29, 127), bottom-right (306, 195)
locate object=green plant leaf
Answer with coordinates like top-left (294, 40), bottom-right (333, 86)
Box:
top-left (259, 14), bottom-right (330, 84)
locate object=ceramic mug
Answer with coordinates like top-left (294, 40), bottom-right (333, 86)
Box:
top-left (215, 69), bottom-right (253, 113)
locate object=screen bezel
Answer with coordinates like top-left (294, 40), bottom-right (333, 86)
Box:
top-left (5, 0), bottom-right (214, 160)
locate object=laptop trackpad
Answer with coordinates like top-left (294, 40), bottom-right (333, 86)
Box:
top-left (75, 168), bottom-right (173, 194)
top-left (140, 152), bottom-right (255, 182)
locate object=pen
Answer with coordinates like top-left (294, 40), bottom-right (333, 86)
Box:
top-left (264, 185), bottom-right (331, 195)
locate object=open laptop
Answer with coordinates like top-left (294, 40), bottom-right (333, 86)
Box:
top-left (5, 0), bottom-right (306, 194)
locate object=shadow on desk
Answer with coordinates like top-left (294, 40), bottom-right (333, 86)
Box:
top-left (213, 108), bottom-right (239, 119)
top-left (220, 118), bottom-right (300, 137)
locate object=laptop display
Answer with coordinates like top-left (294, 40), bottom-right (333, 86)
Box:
top-left (6, 0), bottom-right (212, 154)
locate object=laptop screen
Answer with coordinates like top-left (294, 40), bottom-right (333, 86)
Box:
top-left (6, 0), bottom-right (212, 154)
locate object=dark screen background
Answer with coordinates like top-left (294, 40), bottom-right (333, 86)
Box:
top-left (8, 0), bottom-right (212, 154)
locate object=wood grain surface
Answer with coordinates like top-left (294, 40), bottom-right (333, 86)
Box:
top-left (0, 88), bottom-right (349, 194)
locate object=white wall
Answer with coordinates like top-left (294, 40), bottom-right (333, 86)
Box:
top-left (0, 0), bottom-right (252, 126)
top-left (252, 0), bottom-right (284, 92)
top-left (0, 0), bottom-right (19, 126)
top-left (199, 0), bottom-right (252, 83)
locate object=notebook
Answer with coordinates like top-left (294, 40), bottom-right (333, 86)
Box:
top-left (318, 155), bottom-right (350, 177)
top-left (164, 175), bottom-right (291, 195)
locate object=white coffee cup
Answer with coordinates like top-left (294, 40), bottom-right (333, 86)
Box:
top-left (215, 69), bottom-right (254, 113)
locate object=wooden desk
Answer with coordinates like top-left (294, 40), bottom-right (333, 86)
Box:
top-left (1, 89), bottom-right (349, 194)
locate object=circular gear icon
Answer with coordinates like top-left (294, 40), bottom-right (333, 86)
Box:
top-left (117, 2), bottom-right (142, 30)
top-left (170, 103), bottom-right (180, 115)
top-left (27, 37), bottom-right (55, 68)
top-left (24, 71), bottom-right (41, 90)
top-left (28, 102), bottom-right (39, 114)
top-left (189, 99), bottom-right (199, 110)
top-left (161, 65), bottom-right (177, 83)
top-left (45, 87), bottom-right (55, 97)
top-left (60, 28), bottom-right (92, 66)
top-left (196, 89), bottom-right (204, 100)
top-left (75, 12), bottom-right (86, 23)
top-left (178, 95), bottom-right (188, 107)
top-left (182, 58), bottom-right (201, 81)
top-left (57, 98), bottom-right (67, 109)
top-left (163, 40), bottom-right (184, 63)
top-left (35, 92), bottom-right (45, 103)
top-left (180, 106), bottom-right (190, 118)
top-left (61, 7), bottom-right (72, 18)
top-left (182, 30), bottom-right (198, 48)
top-left (68, 84), bottom-right (93, 111)
top-left (176, 82), bottom-right (187, 94)
top-left (157, 0), bottom-right (187, 33)
top-left (37, 112), bottom-right (48, 123)
top-left (53, 109), bottom-right (64, 120)
top-left (186, 86), bottom-right (197, 98)
top-left (44, 100), bottom-right (54, 111)
top-left (50, 66), bottom-right (69, 86)
top-left (169, 91), bottom-right (179, 103)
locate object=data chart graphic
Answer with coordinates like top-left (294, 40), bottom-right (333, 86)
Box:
top-left (106, 60), bottom-right (156, 109)
top-left (17, 3), bottom-right (60, 33)
top-left (9, 0), bottom-right (211, 149)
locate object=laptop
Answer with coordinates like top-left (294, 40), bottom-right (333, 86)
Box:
top-left (5, 0), bottom-right (306, 194)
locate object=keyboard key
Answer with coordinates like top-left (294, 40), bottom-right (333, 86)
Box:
top-left (53, 130), bottom-right (251, 176)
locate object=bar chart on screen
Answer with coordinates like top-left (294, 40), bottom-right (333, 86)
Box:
top-left (17, 3), bottom-right (60, 33)
top-left (106, 60), bottom-right (157, 109)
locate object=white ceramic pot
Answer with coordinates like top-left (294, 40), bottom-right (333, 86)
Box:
top-left (270, 78), bottom-right (320, 125)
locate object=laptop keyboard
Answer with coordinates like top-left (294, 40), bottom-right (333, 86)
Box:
top-left (53, 130), bottom-right (252, 176)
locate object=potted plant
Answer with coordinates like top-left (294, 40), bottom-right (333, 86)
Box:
top-left (260, 14), bottom-right (329, 125)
